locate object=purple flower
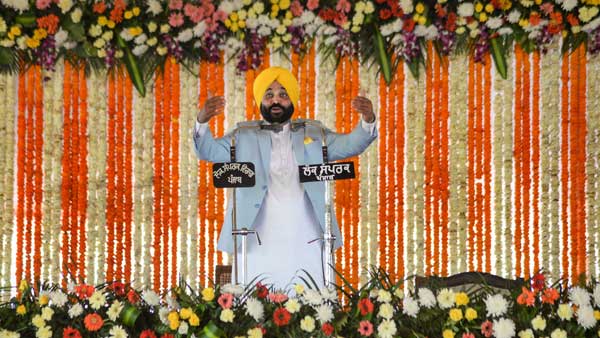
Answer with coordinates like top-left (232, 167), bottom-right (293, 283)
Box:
top-left (474, 29), bottom-right (490, 63)
top-left (590, 28), bottom-right (600, 55)
top-left (162, 34), bottom-right (184, 60)
top-left (34, 35), bottom-right (58, 71)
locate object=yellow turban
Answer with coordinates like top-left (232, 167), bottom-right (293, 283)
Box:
top-left (253, 67), bottom-right (299, 109)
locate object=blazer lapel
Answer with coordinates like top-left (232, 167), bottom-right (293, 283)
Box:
top-left (292, 128), bottom-right (305, 165)
top-left (257, 130), bottom-right (271, 175)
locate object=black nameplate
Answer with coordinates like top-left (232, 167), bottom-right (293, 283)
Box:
top-left (298, 162), bottom-right (355, 183)
top-left (212, 162), bottom-right (256, 188)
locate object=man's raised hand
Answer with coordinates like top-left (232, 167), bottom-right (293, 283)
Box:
top-left (197, 94), bottom-right (225, 123)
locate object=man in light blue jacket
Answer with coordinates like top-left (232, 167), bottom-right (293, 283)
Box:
top-left (193, 67), bottom-right (377, 289)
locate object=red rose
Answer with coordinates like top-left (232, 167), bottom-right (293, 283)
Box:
top-left (128, 289), bottom-right (140, 304)
top-left (358, 298), bottom-right (374, 315)
top-left (273, 307), bottom-right (291, 326)
top-left (379, 8), bottom-right (392, 20)
top-left (256, 283), bottom-right (268, 299)
top-left (532, 273), bottom-right (545, 291)
top-left (109, 282), bottom-right (126, 296)
top-left (322, 322), bottom-right (334, 336)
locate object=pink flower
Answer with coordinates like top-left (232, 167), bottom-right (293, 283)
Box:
top-left (333, 13), bottom-right (348, 26)
top-left (540, 2), bottom-right (554, 15)
top-left (218, 293), bottom-right (234, 309)
top-left (358, 298), bottom-right (374, 315)
top-left (168, 0), bottom-right (183, 10)
top-left (268, 293), bottom-right (288, 303)
top-left (169, 12), bottom-right (185, 27)
top-left (185, 4), bottom-right (205, 23)
top-left (36, 0), bottom-right (52, 10)
top-left (481, 320), bottom-right (493, 338)
top-left (213, 10), bottom-right (228, 22)
top-left (307, 0), bottom-right (319, 11)
top-left (336, 0), bottom-right (351, 13)
top-left (462, 333), bottom-right (475, 338)
top-left (358, 321), bottom-right (373, 336)
top-left (290, 0), bottom-right (303, 16)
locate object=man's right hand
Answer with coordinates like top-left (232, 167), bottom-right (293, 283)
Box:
top-left (197, 95), bottom-right (225, 123)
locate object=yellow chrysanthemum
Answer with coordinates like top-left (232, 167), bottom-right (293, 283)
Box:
top-left (230, 12), bottom-right (239, 22)
top-left (202, 287), bottom-right (215, 301)
top-left (279, 0), bottom-right (290, 10)
top-left (475, 2), bottom-right (484, 12)
top-left (26, 37), bottom-right (40, 48)
top-left (16, 304), bottom-right (26, 315)
top-left (418, 16), bottom-right (427, 25)
top-left (39, 295), bottom-right (49, 306)
top-left (98, 16), bottom-right (108, 26)
top-left (189, 313), bottom-right (200, 326)
top-left (455, 292), bottom-right (469, 306)
top-left (124, 11), bottom-right (133, 19)
top-left (449, 308), bottom-right (463, 322)
top-left (33, 28), bottom-right (47, 40)
top-left (230, 22), bottom-right (239, 32)
top-left (180, 307), bottom-right (192, 320)
top-left (416, 2), bottom-right (425, 13)
top-left (132, 7), bottom-right (141, 16)
top-left (10, 26), bottom-right (22, 37)
top-left (485, 3), bottom-right (494, 12)
top-left (238, 20), bottom-right (246, 28)
top-left (443, 329), bottom-right (455, 338)
top-left (465, 307), bottom-right (478, 321)
top-left (128, 27), bottom-right (143, 36)
top-left (479, 12), bottom-right (488, 21)
top-left (107, 20), bottom-right (116, 29)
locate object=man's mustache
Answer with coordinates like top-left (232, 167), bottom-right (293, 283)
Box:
top-left (268, 103), bottom-right (285, 112)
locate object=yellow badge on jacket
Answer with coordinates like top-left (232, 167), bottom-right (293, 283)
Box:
top-left (304, 136), bottom-right (314, 145)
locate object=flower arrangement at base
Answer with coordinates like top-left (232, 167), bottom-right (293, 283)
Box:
top-left (1, 270), bottom-right (600, 337)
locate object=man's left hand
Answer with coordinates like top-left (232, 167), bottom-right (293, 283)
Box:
top-left (351, 96), bottom-right (376, 123)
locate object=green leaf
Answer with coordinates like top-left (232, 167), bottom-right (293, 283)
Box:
top-left (15, 13), bottom-right (36, 27)
top-left (117, 35), bottom-right (146, 97)
top-left (120, 304), bottom-right (141, 327)
top-left (374, 26), bottom-right (392, 84)
top-left (490, 36), bottom-right (507, 79)
top-left (407, 59), bottom-right (420, 79)
top-left (199, 321), bottom-right (224, 338)
top-left (62, 16), bottom-right (86, 42)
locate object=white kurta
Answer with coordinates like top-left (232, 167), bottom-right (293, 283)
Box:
top-left (239, 123), bottom-right (324, 290)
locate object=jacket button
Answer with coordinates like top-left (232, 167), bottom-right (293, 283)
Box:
top-left (254, 204), bottom-right (260, 208)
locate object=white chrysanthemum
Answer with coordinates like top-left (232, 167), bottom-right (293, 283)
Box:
top-left (569, 286), bottom-right (591, 307)
top-left (528, 30), bottom-right (541, 39)
top-left (493, 318), bottom-right (516, 338)
top-left (36, 326), bottom-right (52, 338)
top-left (247, 327), bottom-right (263, 338)
top-left (58, 0), bottom-right (73, 13)
top-left (520, 0), bottom-right (534, 7)
top-left (257, 25), bottom-right (272, 37)
top-left (557, 303), bottom-right (573, 320)
top-left (583, 16), bottom-right (600, 32)
top-left (486, 17), bottom-right (503, 29)
top-left (68, 303), bottom-right (83, 318)
top-left (400, 0), bottom-right (413, 14)
top-left (146, 0), bottom-right (163, 15)
top-left (134, 33), bottom-right (147, 45)
top-left (178, 321), bottom-right (189, 335)
top-left (377, 290), bottom-right (392, 303)
top-left (0, 39), bottom-right (15, 47)
top-left (418, 288), bottom-right (436, 308)
top-left (108, 300), bottom-right (124, 321)
top-left (498, 27), bottom-right (513, 35)
top-left (321, 288), bottom-right (337, 302)
top-left (284, 298), bottom-right (301, 313)
top-left (142, 290), bottom-right (160, 306)
top-left (32, 315), bottom-right (45, 328)
top-left (1, 0), bottom-right (30, 12)
top-left (378, 303), bottom-right (394, 319)
top-left (158, 307), bottom-right (170, 325)
top-left (0, 329), bottom-right (20, 338)
top-left (305, 18), bottom-right (323, 36)
top-left (89, 291), bottom-right (106, 310)
top-left (561, 0), bottom-right (577, 11)
top-left (220, 309), bottom-right (235, 323)
top-left (425, 25), bottom-right (439, 39)
top-left (102, 30), bottom-right (113, 41)
top-left (303, 289), bottom-right (323, 306)
top-left (166, 295), bottom-right (180, 309)
top-left (576, 305), bottom-right (597, 329)
top-left (377, 319), bottom-right (397, 338)
top-left (550, 328), bottom-right (567, 338)
top-left (70, 8), bottom-right (82, 23)
top-left (300, 315), bottom-right (316, 332)
top-left (109, 325), bottom-right (127, 338)
top-left (193, 22), bottom-right (207, 37)
top-left (507, 10), bottom-right (522, 23)
top-left (402, 296), bottom-right (419, 317)
top-left (531, 315), bottom-right (546, 331)
top-left (518, 329), bottom-right (534, 338)
top-left (16, 36), bottom-right (27, 50)
top-left (89, 25), bottom-right (103, 38)
top-left (245, 297), bottom-right (265, 321)
top-left (458, 3), bottom-right (474, 17)
top-left (40, 307), bottom-right (54, 322)
top-left (322, 25), bottom-right (338, 36)
top-left (50, 291), bottom-right (68, 307)
top-left (414, 24), bottom-right (428, 37)
top-left (437, 289), bottom-right (455, 309)
top-left (485, 294), bottom-right (508, 317)
top-left (177, 29), bottom-right (193, 43)
top-left (315, 303), bottom-right (334, 323)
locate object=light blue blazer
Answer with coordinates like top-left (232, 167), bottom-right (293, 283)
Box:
top-left (193, 118), bottom-right (377, 253)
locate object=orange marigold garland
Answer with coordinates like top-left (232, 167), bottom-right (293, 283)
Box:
top-left (25, 66), bottom-right (34, 282)
top-left (124, 72), bottom-right (133, 282)
top-left (153, 69), bottom-right (164, 290)
top-left (378, 72), bottom-right (389, 273)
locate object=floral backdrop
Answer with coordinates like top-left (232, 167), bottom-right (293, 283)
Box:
top-left (0, 0), bottom-right (599, 300)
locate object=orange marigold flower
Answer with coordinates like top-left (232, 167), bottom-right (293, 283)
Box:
top-left (529, 12), bottom-right (541, 26)
top-left (541, 287), bottom-right (559, 304)
top-left (36, 14), bottom-right (59, 35)
top-left (551, 11), bottom-right (563, 24)
top-left (83, 313), bottom-right (104, 331)
top-left (93, 2), bottom-right (106, 14)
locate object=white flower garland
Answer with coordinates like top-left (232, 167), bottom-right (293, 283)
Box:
top-left (586, 52), bottom-right (600, 277)
top-left (41, 64), bottom-right (63, 282)
top-left (448, 55), bottom-right (469, 274)
top-left (0, 72), bottom-right (15, 290)
top-left (499, 51), bottom-right (516, 278)
top-left (86, 69), bottom-right (108, 284)
top-left (540, 45), bottom-right (562, 281)
top-left (358, 61), bottom-right (378, 286)
top-left (140, 74), bottom-right (154, 288)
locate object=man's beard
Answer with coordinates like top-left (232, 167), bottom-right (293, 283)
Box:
top-left (260, 103), bottom-right (294, 124)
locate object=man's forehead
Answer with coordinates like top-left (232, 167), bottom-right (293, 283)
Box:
top-left (265, 81), bottom-right (287, 92)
